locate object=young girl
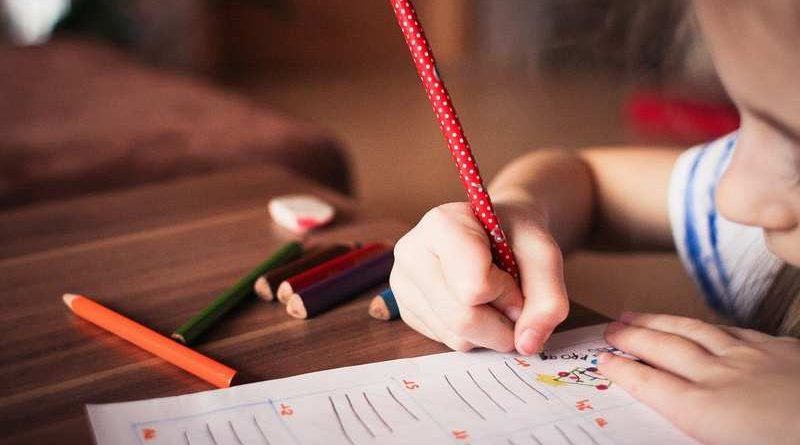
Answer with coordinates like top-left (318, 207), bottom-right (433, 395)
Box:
top-left (390, 1), bottom-right (800, 443)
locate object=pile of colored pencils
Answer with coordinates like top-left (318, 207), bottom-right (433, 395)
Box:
top-left (64, 240), bottom-right (398, 389)
top-left (255, 242), bottom-right (395, 320)
top-left (175, 241), bottom-right (397, 344)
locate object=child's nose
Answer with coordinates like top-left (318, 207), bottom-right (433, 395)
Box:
top-left (716, 160), bottom-right (797, 232)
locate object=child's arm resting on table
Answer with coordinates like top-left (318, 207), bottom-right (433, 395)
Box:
top-left (390, 147), bottom-right (681, 354)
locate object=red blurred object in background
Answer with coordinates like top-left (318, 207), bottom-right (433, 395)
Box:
top-left (625, 90), bottom-right (740, 143)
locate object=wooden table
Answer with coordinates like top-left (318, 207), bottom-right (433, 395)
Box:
top-left (0, 166), bottom-right (605, 444)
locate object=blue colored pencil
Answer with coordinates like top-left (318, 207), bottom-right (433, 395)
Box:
top-left (368, 287), bottom-right (400, 321)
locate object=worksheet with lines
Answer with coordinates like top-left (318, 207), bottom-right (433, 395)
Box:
top-left (87, 324), bottom-right (697, 444)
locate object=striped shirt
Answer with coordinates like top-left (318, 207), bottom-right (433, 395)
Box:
top-left (669, 133), bottom-right (785, 323)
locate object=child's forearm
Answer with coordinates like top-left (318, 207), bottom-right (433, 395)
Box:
top-left (489, 147), bottom-right (681, 252)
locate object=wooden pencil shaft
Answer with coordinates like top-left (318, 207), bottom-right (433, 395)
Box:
top-left (280, 243), bottom-right (387, 298)
top-left (298, 250), bottom-right (394, 318)
top-left (260, 244), bottom-right (351, 298)
top-left (64, 294), bottom-right (237, 388)
top-left (173, 241), bottom-right (303, 344)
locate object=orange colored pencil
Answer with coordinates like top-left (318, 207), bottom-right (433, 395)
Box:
top-left (63, 293), bottom-right (240, 388)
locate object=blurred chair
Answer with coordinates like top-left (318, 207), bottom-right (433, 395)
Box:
top-left (0, 38), bottom-right (350, 209)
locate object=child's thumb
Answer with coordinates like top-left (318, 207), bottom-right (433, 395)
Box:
top-left (512, 237), bottom-right (569, 355)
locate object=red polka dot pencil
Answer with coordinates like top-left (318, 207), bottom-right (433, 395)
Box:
top-left (388, 0), bottom-right (519, 280)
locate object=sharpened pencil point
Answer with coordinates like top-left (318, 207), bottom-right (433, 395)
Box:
top-left (368, 296), bottom-right (390, 320)
top-left (254, 276), bottom-right (273, 301)
top-left (286, 295), bottom-right (308, 319)
top-left (63, 293), bottom-right (78, 308)
top-left (276, 281), bottom-right (293, 304)
top-left (171, 333), bottom-right (187, 344)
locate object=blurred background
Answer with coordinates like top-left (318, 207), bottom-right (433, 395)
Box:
top-left (1, 0), bottom-right (738, 321)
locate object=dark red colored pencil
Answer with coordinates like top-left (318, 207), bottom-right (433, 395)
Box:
top-left (254, 244), bottom-right (352, 301)
top-left (286, 250), bottom-right (394, 319)
top-left (276, 242), bottom-right (388, 303)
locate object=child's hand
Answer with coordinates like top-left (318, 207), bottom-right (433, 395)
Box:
top-left (599, 312), bottom-right (800, 445)
top-left (390, 202), bottom-right (569, 354)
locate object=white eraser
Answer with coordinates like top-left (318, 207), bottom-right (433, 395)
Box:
top-left (268, 194), bottom-right (335, 234)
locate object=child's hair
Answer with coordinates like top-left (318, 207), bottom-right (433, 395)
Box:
top-left (542, 1), bottom-right (800, 336)
top-left (541, 0), bottom-right (694, 80)
top-left (752, 266), bottom-right (800, 337)
top-left (618, 1), bottom-right (800, 337)
top-left (606, 0), bottom-right (694, 79)
top-left (600, 0), bottom-right (800, 337)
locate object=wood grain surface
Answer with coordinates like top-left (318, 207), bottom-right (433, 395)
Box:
top-left (0, 166), bottom-right (606, 444)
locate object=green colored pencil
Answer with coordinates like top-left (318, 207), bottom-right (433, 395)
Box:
top-left (172, 241), bottom-right (303, 345)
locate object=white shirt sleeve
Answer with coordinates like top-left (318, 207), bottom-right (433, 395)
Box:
top-left (668, 132), bottom-right (784, 323)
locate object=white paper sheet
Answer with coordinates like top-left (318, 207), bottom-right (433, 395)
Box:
top-left (87, 324), bottom-right (697, 444)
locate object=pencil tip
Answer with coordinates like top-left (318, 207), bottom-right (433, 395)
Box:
top-left (368, 296), bottom-right (389, 320)
top-left (62, 293), bottom-right (77, 308)
top-left (254, 277), bottom-right (273, 301)
top-left (171, 333), bottom-right (186, 344)
top-left (286, 295), bottom-right (307, 319)
top-left (276, 282), bottom-right (292, 304)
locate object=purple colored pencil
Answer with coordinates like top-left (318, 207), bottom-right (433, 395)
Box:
top-left (286, 250), bottom-right (394, 319)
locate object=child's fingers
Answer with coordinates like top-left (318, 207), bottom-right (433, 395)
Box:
top-left (597, 353), bottom-right (697, 433)
top-left (396, 243), bottom-right (515, 352)
top-left (397, 302), bottom-right (439, 342)
top-left (716, 325), bottom-right (773, 344)
top-left (389, 269), bottom-right (438, 341)
top-left (390, 273), bottom-right (438, 341)
top-left (399, 303), bottom-right (477, 352)
top-left (512, 231), bottom-right (569, 355)
top-left (486, 266), bottom-right (524, 323)
top-left (619, 312), bottom-right (739, 355)
top-left (428, 295), bottom-right (516, 352)
top-left (403, 305), bottom-right (475, 352)
top-left (604, 322), bottom-right (721, 380)
top-left (422, 203), bottom-right (522, 310)
top-left (407, 205), bottom-right (490, 305)
top-left (390, 269), bottom-right (475, 351)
